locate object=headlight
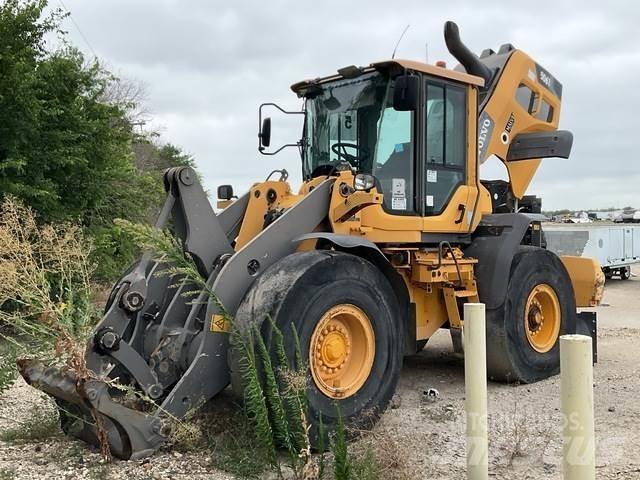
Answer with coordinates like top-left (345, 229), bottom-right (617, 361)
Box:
top-left (354, 173), bottom-right (375, 191)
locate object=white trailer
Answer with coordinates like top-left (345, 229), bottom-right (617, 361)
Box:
top-left (544, 224), bottom-right (640, 280)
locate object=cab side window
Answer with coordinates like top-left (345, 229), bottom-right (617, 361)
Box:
top-left (424, 81), bottom-right (466, 215)
top-left (374, 107), bottom-right (414, 213)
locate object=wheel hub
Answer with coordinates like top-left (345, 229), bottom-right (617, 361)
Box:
top-left (527, 300), bottom-right (545, 334)
top-left (309, 304), bottom-right (374, 399)
top-left (524, 284), bottom-right (561, 353)
top-left (318, 327), bottom-right (349, 368)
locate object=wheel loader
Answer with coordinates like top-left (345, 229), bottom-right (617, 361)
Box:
top-left (19, 21), bottom-right (604, 459)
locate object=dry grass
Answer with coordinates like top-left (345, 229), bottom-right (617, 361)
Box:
top-left (0, 196), bottom-right (96, 363)
top-left (489, 397), bottom-right (555, 468)
top-left (345, 427), bottom-right (419, 480)
top-left (0, 197), bottom-right (110, 456)
top-left (507, 402), bottom-right (554, 467)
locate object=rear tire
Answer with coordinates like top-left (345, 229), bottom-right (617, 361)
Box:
top-left (230, 251), bottom-right (403, 445)
top-left (486, 246), bottom-right (576, 383)
top-left (620, 266), bottom-right (631, 280)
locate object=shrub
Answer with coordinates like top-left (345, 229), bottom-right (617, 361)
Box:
top-left (0, 196), bottom-right (97, 392)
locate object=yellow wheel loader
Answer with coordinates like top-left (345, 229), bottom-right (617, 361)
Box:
top-left (19, 21), bottom-right (604, 459)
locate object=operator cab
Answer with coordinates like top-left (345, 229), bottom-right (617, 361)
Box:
top-left (256, 21), bottom-right (571, 239)
top-left (291, 60), bottom-right (484, 230)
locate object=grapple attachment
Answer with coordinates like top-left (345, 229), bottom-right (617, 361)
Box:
top-left (19, 359), bottom-right (167, 459)
top-left (17, 167), bottom-right (241, 459)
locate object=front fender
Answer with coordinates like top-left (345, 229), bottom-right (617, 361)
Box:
top-left (294, 232), bottom-right (414, 353)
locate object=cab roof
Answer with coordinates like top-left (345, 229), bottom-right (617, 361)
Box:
top-left (291, 58), bottom-right (484, 96)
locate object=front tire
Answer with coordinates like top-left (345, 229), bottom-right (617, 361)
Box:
top-left (486, 246), bottom-right (576, 383)
top-left (230, 251), bottom-right (403, 444)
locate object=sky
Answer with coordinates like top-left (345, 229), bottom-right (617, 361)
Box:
top-left (51, 0), bottom-right (640, 211)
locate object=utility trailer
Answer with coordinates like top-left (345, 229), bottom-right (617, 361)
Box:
top-left (544, 224), bottom-right (640, 280)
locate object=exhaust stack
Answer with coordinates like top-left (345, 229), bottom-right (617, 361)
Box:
top-left (444, 21), bottom-right (493, 86)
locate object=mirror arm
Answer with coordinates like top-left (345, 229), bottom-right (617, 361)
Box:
top-left (258, 102), bottom-right (306, 155)
top-left (260, 140), bottom-right (303, 156)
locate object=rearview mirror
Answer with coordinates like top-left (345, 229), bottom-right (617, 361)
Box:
top-left (259, 117), bottom-right (271, 149)
top-left (257, 103), bottom-right (305, 155)
top-left (393, 74), bottom-right (419, 111)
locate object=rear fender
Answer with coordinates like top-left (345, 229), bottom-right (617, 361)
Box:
top-left (560, 256), bottom-right (605, 307)
top-left (464, 213), bottom-right (537, 309)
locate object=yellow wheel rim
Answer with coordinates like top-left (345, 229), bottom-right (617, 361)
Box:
top-left (309, 304), bottom-right (375, 399)
top-left (524, 284), bottom-right (561, 353)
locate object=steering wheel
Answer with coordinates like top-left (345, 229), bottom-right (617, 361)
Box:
top-left (331, 142), bottom-right (362, 164)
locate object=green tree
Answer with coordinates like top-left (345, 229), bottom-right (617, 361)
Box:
top-left (92, 140), bottom-right (195, 281)
top-left (0, 0), bottom-right (198, 281)
top-left (0, 1), bottom-right (136, 222)
top-left (133, 140), bottom-right (195, 173)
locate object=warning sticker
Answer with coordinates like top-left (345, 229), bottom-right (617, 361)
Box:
top-left (211, 314), bottom-right (231, 333)
top-left (392, 178), bottom-right (405, 196)
top-left (392, 197), bottom-right (407, 210)
top-left (427, 170), bottom-right (438, 183)
top-left (391, 178), bottom-right (407, 210)
top-left (426, 195), bottom-right (434, 207)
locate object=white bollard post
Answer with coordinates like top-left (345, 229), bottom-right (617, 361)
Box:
top-left (463, 303), bottom-right (488, 480)
top-left (560, 334), bottom-right (595, 480)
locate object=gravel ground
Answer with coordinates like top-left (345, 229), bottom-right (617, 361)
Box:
top-left (1, 266), bottom-right (639, 479)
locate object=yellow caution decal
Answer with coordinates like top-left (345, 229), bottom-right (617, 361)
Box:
top-left (211, 314), bottom-right (231, 333)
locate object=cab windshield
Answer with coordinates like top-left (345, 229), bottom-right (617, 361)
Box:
top-left (303, 71), bottom-right (415, 212)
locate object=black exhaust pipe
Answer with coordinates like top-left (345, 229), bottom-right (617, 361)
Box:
top-left (444, 21), bottom-right (493, 86)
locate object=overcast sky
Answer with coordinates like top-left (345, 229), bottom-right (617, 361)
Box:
top-left (53, 0), bottom-right (639, 211)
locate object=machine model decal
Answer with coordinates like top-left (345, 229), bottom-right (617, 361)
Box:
top-left (478, 111), bottom-right (494, 162)
top-left (535, 63), bottom-right (563, 99)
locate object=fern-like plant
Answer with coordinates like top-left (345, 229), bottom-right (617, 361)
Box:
top-left (231, 326), bottom-right (278, 465)
top-left (333, 405), bottom-right (351, 480)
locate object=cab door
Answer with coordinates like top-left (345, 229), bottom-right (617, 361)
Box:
top-left (421, 78), bottom-right (478, 233)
